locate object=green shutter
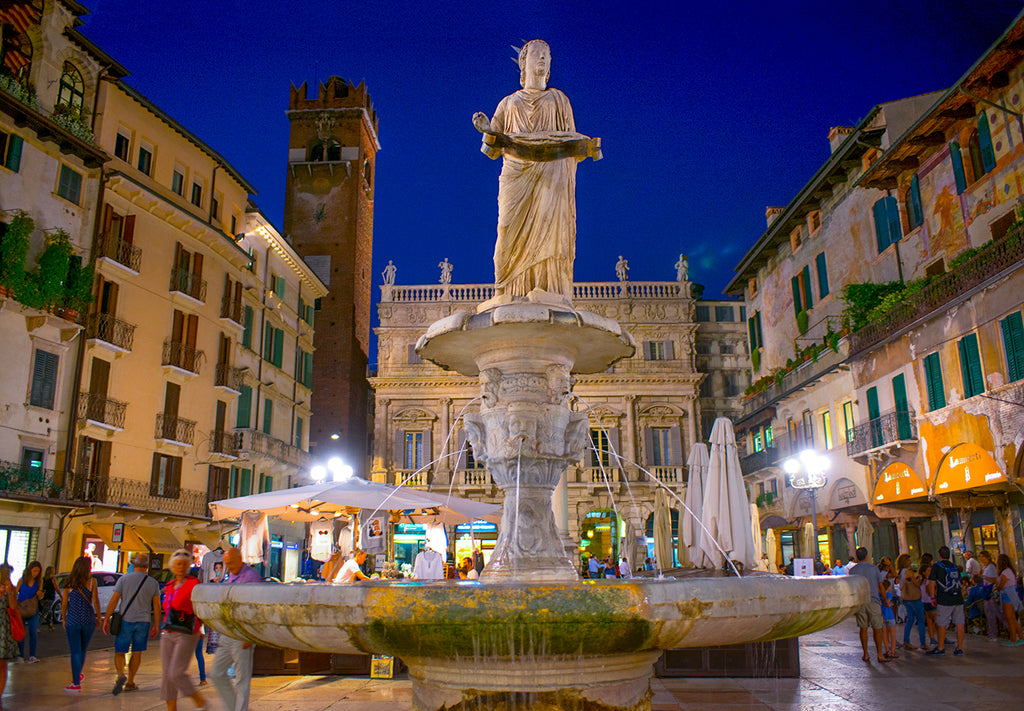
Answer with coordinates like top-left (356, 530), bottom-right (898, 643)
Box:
top-left (4, 134), bottom-right (23, 172)
top-left (909, 175), bottom-right (923, 229)
top-left (30, 350), bottom-right (58, 409)
top-left (755, 312), bottom-right (763, 348)
top-left (747, 316), bottom-right (757, 351)
top-left (240, 468), bottom-right (251, 497)
top-left (866, 386), bottom-right (881, 448)
top-left (873, 199), bottom-right (890, 253)
top-left (791, 276), bottom-right (802, 317)
top-left (273, 328), bottom-right (284, 368)
top-left (924, 352), bottom-right (946, 410)
top-left (236, 385), bottom-right (252, 428)
top-left (950, 141), bottom-right (967, 194)
top-left (892, 373), bottom-right (911, 440)
top-left (295, 417), bottom-right (304, 449)
top-left (885, 196), bottom-right (902, 245)
top-left (241, 306), bottom-right (253, 349)
top-left (801, 264), bottom-right (813, 309)
top-left (229, 466), bottom-right (238, 497)
top-left (262, 398), bottom-right (273, 434)
top-left (815, 252), bottom-right (829, 298)
top-left (958, 333), bottom-right (985, 398)
top-left (978, 112), bottom-right (996, 173)
top-left (305, 305), bottom-right (314, 326)
top-left (274, 276), bottom-right (285, 298)
top-left (263, 328), bottom-right (273, 361)
top-left (303, 351), bottom-right (313, 388)
top-left (1000, 311), bottom-right (1024, 383)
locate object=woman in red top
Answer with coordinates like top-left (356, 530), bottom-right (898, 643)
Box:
top-left (160, 549), bottom-right (206, 710)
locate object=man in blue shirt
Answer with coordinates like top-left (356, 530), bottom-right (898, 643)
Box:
top-left (832, 559), bottom-right (847, 576)
top-left (848, 547), bottom-right (889, 663)
top-left (210, 548), bottom-right (261, 710)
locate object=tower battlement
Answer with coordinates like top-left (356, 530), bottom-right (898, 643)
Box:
top-left (289, 76), bottom-right (378, 131)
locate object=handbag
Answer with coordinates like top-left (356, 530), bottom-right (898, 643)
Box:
top-left (6, 608), bottom-right (25, 642)
top-left (161, 582), bottom-right (196, 634)
top-left (17, 595), bottom-right (37, 619)
top-left (109, 576), bottom-right (148, 636)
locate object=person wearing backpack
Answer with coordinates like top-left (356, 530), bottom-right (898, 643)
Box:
top-left (926, 546), bottom-right (965, 656)
top-left (102, 552), bottom-right (161, 695)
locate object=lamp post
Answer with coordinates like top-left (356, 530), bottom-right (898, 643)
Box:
top-left (311, 457), bottom-right (354, 483)
top-left (783, 449), bottom-right (830, 563)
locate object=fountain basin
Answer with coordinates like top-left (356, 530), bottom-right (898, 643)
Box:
top-left (194, 574), bottom-right (867, 710)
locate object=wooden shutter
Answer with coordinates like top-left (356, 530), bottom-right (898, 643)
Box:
top-left (215, 400), bottom-right (226, 433)
top-left (164, 382), bottom-right (180, 418)
top-left (873, 199), bottom-right (891, 253)
top-left (958, 333), bottom-right (985, 397)
top-left (891, 373), bottom-right (911, 440)
top-left (866, 387), bottom-right (880, 420)
top-left (262, 398), bottom-right (273, 434)
top-left (264, 328), bottom-right (274, 361)
top-left (665, 340), bottom-right (675, 360)
top-left (171, 309), bottom-right (184, 343)
top-left (295, 417), bottom-right (304, 449)
top-left (89, 357), bottom-right (110, 398)
top-left (456, 430), bottom-right (467, 469)
top-left (150, 453), bottom-right (162, 495)
top-left (909, 175), bottom-right (923, 229)
top-left (236, 385), bottom-right (251, 428)
top-left (669, 425), bottom-right (682, 466)
top-left (186, 314), bottom-right (198, 349)
top-left (122, 214), bottom-right (135, 245)
top-left (748, 316), bottom-right (757, 351)
top-left (801, 264), bottom-right (813, 309)
top-left (885, 196), bottom-right (902, 245)
top-left (643, 428), bottom-right (654, 467)
top-left (192, 252), bottom-right (204, 281)
top-left (791, 276), bottom-right (802, 316)
top-left (240, 468), bottom-right (251, 496)
top-left (395, 429), bottom-right (405, 469)
top-left (422, 428), bottom-right (432, 469)
top-left (949, 141), bottom-right (967, 194)
top-left (1000, 312), bottom-right (1024, 383)
top-left (755, 312), bottom-right (763, 348)
top-left (242, 306), bottom-right (253, 348)
top-left (4, 134), bottom-right (22, 171)
top-left (273, 328), bottom-right (284, 367)
top-left (30, 350), bottom-right (58, 409)
top-left (642, 341), bottom-right (652, 360)
top-left (816, 251), bottom-right (829, 298)
top-left (978, 112), bottom-right (996, 173)
top-left (924, 352), bottom-right (946, 411)
top-left (304, 351), bottom-right (313, 388)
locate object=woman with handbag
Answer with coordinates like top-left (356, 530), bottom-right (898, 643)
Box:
top-left (161, 549), bottom-right (206, 710)
top-left (14, 560), bottom-right (42, 663)
top-left (61, 556), bottom-right (102, 691)
top-left (1, 563), bottom-right (22, 710)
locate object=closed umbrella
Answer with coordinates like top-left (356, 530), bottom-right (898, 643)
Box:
top-left (751, 504), bottom-right (764, 568)
top-left (766, 528), bottom-right (779, 573)
top-left (676, 500), bottom-right (691, 567)
top-left (699, 418), bottom-right (757, 570)
top-left (856, 515), bottom-right (875, 563)
top-left (654, 488), bottom-right (674, 570)
top-left (682, 443), bottom-right (709, 566)
top-left (803, 522), bottom-right (816, 561)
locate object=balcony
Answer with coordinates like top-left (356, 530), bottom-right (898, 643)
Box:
top-left (741, 344), bottom-right (847, 421)
top-left (169, 266), bottom-right (207, 303)
top-left (650, 466), bottom-right (687, 484)
top-left (162, 339), bottom-right (204, 376)
top-left (156, 414), bottom-right (196, 446)
top-left (68, 473), bottom-right (209, 518)
top-left (214, 363), bottom-right (245, 393)
top-left (849, 230), bottom-right (1024, 356)
top-left (235, 428), bottom-right (310, 469)
top-left (578, 467), bottom-right (621, 484)
top-left (209, 430), bottom-right (239, 458)
top-left (85, 313), bottom-right (136, 353)
top-left (394, 469), bottom-right (428, 487)
top-left (78, 392), bottom-right (127, 430)
top-left (98, 236), bottom-right (142, 273)
top-left (220, 296), bottom-right (244, 325)
top-left (0, 460), bottom-right (66, 500)
top-left (846, 408), bottom-right (917, 460)
top-left (458, 468), bottom-right (490, 487)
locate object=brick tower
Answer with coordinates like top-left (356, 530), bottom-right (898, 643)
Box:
top-left (283, 76), bottom-right (378, 475)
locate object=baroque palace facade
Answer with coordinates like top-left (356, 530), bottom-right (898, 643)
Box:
top-left (369, 275), bottom-right (748, 567)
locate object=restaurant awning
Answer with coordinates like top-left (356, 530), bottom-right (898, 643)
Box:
top-left (934, 443), bottom-right (1006, 494)
top-left (873, 462), bottom-right (928, 504)
top-left (84, 522), bottom-right (148, 551)
top-left (132, 526), bottom-right (185, 553)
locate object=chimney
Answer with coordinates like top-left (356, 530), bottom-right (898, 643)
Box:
top-left (765, 206), bottom-right (784, 227)
top-left (829, 126), bottom-right (854, 154)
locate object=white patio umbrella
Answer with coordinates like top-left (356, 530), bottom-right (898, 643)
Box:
top-left (682, 442), bottom-right (709, 566)
top-left (653, 488), bottom-right (674, 570)
top-left (766, 528), bottom-right (780, 573)
top-left (856, 515), bottom-right (875, 563)
top-left (803, 522), bottom-right (816, 561)
top-left (750, 504), bottom-right (764, 568)
top-left (699, 418), bottom-right (756, 570)
top-left (676, 499), bottom-right (691, 567)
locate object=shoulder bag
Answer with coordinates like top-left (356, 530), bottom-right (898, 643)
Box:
top-left (162, 582), bottom-right (196, 634)
top-left (109, 575), bottom-right (148, 636)
top-left (17, 594), bottom-right (37, 619)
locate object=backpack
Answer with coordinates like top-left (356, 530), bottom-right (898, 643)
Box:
top-left (935, 561), bottom-right (962, 598)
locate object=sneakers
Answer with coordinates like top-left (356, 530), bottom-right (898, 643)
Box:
top-left (13, 656), bottom-right (24, 664)
top-left (953, 648), bottom-right (964, 656)
top-left (925, 648), bottom-right (945, 655)
top-left (65, 684), bottom-right (81, 692)
top-left (113, 675), bottom-right (127, 696)
top-left (26, 656), bottom-right (39, 664)
top-left (1002, 640), bottom-right (1024, 647)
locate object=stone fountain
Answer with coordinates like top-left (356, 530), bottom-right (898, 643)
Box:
top-left (193, 39), bottom-right (867, 711)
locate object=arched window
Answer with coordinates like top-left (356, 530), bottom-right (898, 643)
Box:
top-left (308, 143), bottom-right (324, 162)
top-left (326, 142), bottom-right (341, 161)
top-left (57, 62), bottom-right (84, 115)
top-left (362, 159), bottom-right (372, 185)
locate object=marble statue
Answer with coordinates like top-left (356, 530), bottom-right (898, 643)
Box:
top-left (675, 254), bottom-right (689, 282)
top-left (473, 39), bottom-right (601, 300)
top-left (438, 258), bottom-right (453, 284)
top-left (382, 260), bottom-right (397, 285)
top-left (615, 255), bottom-right (629, 282)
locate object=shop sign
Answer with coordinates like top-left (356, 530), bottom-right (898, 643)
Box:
top-left (873, 462), bottom-right (928, 504)
top-left (112, 523), bottom-right (124, 544)
top-left (828, 477), bottom-right (866, 509)
top-left (933, 443), bottom-right (1005, 494)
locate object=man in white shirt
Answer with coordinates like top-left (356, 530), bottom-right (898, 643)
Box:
top-left (335, 549), bottom-right (370, 583)
top-left (963, 550), bottom-right (982, 578)
top-left (618, 557), bottom-right (631, 578)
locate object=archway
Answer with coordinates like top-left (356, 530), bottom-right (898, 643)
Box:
top-left (644, 509), bottom-right (680, 567)
top-left (580, 509), bottom-right (619, 565)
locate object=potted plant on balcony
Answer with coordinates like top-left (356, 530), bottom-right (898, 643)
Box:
top-left (20, 229), bottom-right (76, 315)
top-left (50, 102), bottom-right (95, 144)
top-left (0, 210), bottom-right (31, 298)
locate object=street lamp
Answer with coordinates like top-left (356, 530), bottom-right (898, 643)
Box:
top-left (783, 449), bottom-right (830, 562)
top-left (311, 458), bottom-right (353, 483)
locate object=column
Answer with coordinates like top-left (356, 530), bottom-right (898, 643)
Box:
top-left (844, 523), bottom-right (857, 559)
top-left (372, 398), bottom-right (390, 482)
top-left (895, 519), bottom-right (908, 555)
top-left (684, 398), bottom-right (697, 456)
top-left (552, 469), bottom-right (571, 552)
top-left (624, 395), bottom-right (637, 467)
top-left (438, 398), bottom-right (452, 484)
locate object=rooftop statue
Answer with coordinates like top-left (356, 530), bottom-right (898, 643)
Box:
top-left (473, 39), bottom-right (601, 301)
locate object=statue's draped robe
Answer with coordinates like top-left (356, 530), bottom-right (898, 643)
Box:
top-left (490, 88), bottom-right (577, 298)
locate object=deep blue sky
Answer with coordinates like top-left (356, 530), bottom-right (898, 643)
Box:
top-left (81, 1), bottom-right (1022, 298)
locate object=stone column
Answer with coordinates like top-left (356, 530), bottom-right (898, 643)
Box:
top-left (374, 398), bottom-right (390, 482)
top-left (895, 519), bottom-right (908, 555)
top-left (844, 523), bottom-right (857, 558)
top-left (684, 398), bottom-right (697, 456)
top-left (624, 394), bottom-right (637, 468)
top-left (437, 397), bottom-right (452, 484)
top-left (552, 469), bottom-right (571, 554)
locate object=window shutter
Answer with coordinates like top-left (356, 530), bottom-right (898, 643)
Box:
top-left (150, 453), bottom-right (161, 496)
top-left (815, 252), bottom-right (829, 298)
top-left (978, 112), bottom-right (996, 173)
top-left (456, 430), bottom-right (467, 470)
top-left (665, 340), bottom-right (675, 360)
top-left (422, 428), bottom-right (432, 470)
top-left (122, 214), bottom-right (135, 245)
top-left (958, 333), bottom-right (985, 397)
top-left (1001, 312), bottom-right (1024, 383)
top-left (885, 196), bottom-right (902, 245)
top-left (755, 312), bottom-right (763, 348)
top-left (669, 425), bottom-right (682, 466)
top-left (801, 264), bottom-right (813, 309)
top-left (924, 352), bottom-right (946, 411)
top-left (236, 385), bottom-right (251, 428)
top-left (395, 429), bottom-right (405, 469)
top-left (240, 468), bottom-right (251, 497)
top-left (30, 350), bottom-right (58, 409)
top-left (909, 175), bottom-right (923, 229)
top-left (950, 141), bottom-right (967, 194)
top-left (304, 351), bottom-right (313, 388)
top-left (892, 373), bottom-right (911, 440)
top-left (748, 316), bottom-right (757, 351)
top-left (306, 305), bottom-right (314, 326)
top-left (643, 428), bottom-right (654, 467)
top-left (264, 328), bottom-right (274, 361)
top-left (873, 199), bottom-right (891, 253)
top-left (242, 306), bottom-right (253, 348)
top-left (608, 428), bottom-right (620, 468)
top-left (295, 417), bottom-right (304, 449)
top-left (642, 341), bottom-right (652, 360)
top-left (4, 134), bottom-right (22, 171)
top-left (273, 328), bottom-right (284, 368)
top-left (791, 276), bottom-right (802, 316)
top-left (263, 398), bottom-right (273, 434)
top-left (229, 466), bottom-right (237, 497)
top-left (866, 387), bottom-right (880, 420)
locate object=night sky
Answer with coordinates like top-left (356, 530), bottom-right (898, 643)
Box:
top-left (80, 1), bottom-right (1022, 300)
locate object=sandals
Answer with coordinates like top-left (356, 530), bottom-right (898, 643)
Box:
top-left (124, 682), bottom-right (138, 691)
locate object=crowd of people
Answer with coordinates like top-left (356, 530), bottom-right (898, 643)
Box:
top-left (846, 545), bottom-right (1024, 663)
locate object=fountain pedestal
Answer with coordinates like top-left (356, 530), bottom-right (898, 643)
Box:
top-left (416, 299), bottom-right (635, 582)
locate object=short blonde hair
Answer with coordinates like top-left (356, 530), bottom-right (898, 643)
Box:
top-left (169, 549), bottom-right (192, 566)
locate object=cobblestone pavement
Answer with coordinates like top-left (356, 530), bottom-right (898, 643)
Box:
top-left (4, 618), bottom-right (1024, 710)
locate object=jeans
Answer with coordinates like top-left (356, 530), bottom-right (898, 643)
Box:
top-left (903, 599), bottom-right (926, 645)
top-left (195, 636), bottom-right (206, 681)
top-left (18, 612), bottom-right (39, 658)
top-left (212, 636), bottom-right (254, 711)
top-left (66, 623), bottom-right (95, 684)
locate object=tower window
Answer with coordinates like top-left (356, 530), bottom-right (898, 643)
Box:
top-left (56, 62), bottom-right (85, 115)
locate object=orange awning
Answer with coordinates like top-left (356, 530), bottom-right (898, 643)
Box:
top-left (933, 443), bottom-right (1006, 494)
top-left (83, 522), bottom-right (149, 551)
top-left (873, 462), bottom-right (928, 504)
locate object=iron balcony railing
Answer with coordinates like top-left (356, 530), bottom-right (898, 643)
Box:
top-left (739, 439), bottom-right (797, 476)
top-left (85, 313), bottom-right (136, 352)
top-left (846, 408), bottom-right (917, 458)
top-left (68, 473), bottom-right (209, 518)
top-left (0, 460), bottom-right (66, 500)
top-left (155, 413), bottom-right (196, 445)
top-left (78, 392), bottom-right (127, 429)
top-left (169, 266), bottom-right (207, 302)
top-left (235, 428), bottom-right (310, 469)
top-left (209, 429), bottom-right (239, 457)
top-left (220, 295), bottom-right (244, 325)
top-left (741, 344), bottom-right (847, 420)
top-left (849, 229), bottom-right (1024, 355)
top-left (99, 236), bottom-right (142, 272)
top-left (214, 363), bottom-right (244, 391)
top-left (162, 339), bottom-right (204, 375)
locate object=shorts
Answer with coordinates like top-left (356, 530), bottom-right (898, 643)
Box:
top-left (935, 604), bottom-right (965, 627)
top-left (1001, 587), bottom-right (1023, 611)
top-left (883, 618), bottom-right (896, 627)
top-left (855, 600), bottom-right (884, 630)
top-left (923, 602), bottom-right (936, 613)
top-left (114, 620), bottom-right (151, 654)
